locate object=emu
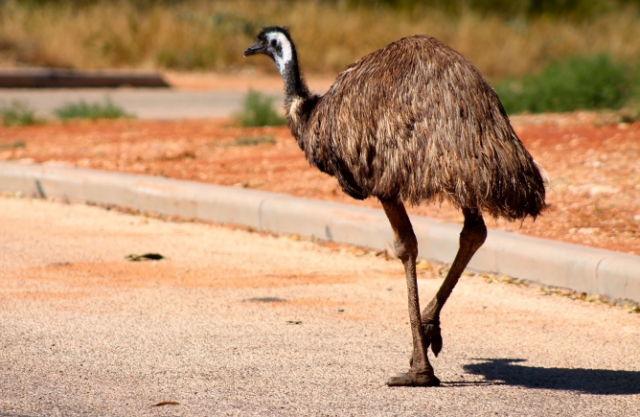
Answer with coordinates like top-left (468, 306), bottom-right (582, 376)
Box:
top-left (244, 26), bottom-right (546, 387)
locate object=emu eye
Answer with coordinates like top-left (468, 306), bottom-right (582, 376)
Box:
top-left (270, 39), bottom-right (277, 47)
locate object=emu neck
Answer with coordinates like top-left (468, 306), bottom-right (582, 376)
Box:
top-left (278, 52), bottom-right (314, 143)
top-left (281, 58), bottom-right (311, 108)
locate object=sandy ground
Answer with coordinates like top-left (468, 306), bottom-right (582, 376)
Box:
top-left (1, 197), bottom-right (639, 417)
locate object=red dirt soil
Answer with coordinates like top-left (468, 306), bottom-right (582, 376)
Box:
top-left (1, 107), bottom-right (639, 256)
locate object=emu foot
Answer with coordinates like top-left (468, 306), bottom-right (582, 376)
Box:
top-left (386, 370), bottom-right (441, 387)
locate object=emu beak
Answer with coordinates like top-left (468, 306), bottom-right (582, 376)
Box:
top-left (244, 41), bottom-right (265, 57)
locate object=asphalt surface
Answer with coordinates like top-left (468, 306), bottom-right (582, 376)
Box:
top-left (1, 196), bottom-right (639, 417)
top-left (0, 89), bottom-right (283, 119)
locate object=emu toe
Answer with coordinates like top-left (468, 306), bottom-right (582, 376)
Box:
top-left (386, 371), bottom-right (441, 387)
top-left (423, 322), bottom-right (443, 357)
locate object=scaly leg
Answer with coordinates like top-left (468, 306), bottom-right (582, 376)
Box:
top-left (420, 208), bottom-right (487, 357)
top-left (381, 198), bottom-right (440, 387)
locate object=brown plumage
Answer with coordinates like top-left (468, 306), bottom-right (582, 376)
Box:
top-left (304, 35), bottom-right (545, 218)
top-left (245, 26), bottom-right (546, 387)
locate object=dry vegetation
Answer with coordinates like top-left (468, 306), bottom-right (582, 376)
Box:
top-left (1, 0), bottom-right (640, 80)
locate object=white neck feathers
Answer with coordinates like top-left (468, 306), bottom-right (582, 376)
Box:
top-left (267, 32), bottom-right (293, 74)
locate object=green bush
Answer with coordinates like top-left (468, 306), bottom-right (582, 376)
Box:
top-left (54, 97), bottom-right (134, 120)
top-left (495, 54), bottom-right (633, 114)
top-left (1, 100), bottom-right (40, 127)
top-left (235, 90), bottom-right (286, 127)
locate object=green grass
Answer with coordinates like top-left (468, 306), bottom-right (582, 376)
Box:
top-left (494, 54), bottom-right (635, 114)
top-left (0, 100), bottom-right (40, 127)
top-left (54, 97), bottom-right (134, 120)
top-left (234, 90), bottom-right (286, 127)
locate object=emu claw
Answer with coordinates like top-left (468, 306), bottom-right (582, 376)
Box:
top-left (430, 334), bottom-right (443, 357)
top-left (423, 323), bottom-right (442, 357)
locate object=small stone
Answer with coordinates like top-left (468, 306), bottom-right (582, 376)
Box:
top-left (577, 227), bottom-right (598, 235)
top-left (416, 259), bottom-right (432, 270)
top-left (588, 185), bottom-right (620, 196)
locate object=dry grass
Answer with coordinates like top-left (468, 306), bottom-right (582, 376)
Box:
top-left (1, 0), bottom-right (640, 80)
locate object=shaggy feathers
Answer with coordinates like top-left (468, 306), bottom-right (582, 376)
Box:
top-left (255, 28), bottom-right (546, 220)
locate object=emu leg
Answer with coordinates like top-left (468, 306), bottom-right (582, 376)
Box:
top-left (420, 208), bottom-right (487, 357)
top-left (381, 199), bottom-right (440, 387)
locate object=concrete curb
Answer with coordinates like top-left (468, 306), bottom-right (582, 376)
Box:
top-left (2, 161), bottom-right (639, 304)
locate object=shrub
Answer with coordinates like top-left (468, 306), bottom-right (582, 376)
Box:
top-left (234, 90), bottom-right (286, 127)
top-left (494, 54), bottom-right (633, 114)
top-left (0, 100), bottom-right (40, 127)
top-left (54, 97), bottom-right (134, 120)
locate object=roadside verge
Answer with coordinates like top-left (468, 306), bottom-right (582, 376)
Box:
top-left (2, 161), bottom-right (638, 304)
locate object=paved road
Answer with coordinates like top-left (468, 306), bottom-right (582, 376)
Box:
top-left (1, 196), bottom-right (639, 417)
top-left (0, 89), bottom-right (283, 119)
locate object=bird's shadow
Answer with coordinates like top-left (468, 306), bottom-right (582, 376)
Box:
top-left (449, 358), bottom-right (640, 395)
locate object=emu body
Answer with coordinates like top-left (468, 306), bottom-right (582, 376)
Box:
top-left (245, 26), bottom-right (546, 387)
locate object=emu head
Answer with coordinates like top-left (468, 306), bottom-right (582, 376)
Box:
top-left (244, 26), bottom-right (294, 74)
